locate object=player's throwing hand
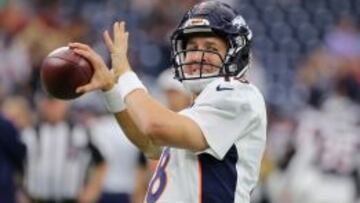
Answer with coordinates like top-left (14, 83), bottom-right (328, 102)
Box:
top-left (68, 42), bottom-right (115, 93)
top-left (69, 21), bottom-right (131, 94)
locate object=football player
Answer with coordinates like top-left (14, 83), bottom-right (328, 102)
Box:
top-left (69, 1), bottom-right (267, 202)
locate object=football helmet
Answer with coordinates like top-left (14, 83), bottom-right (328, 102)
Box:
top-left (170, 1), bottom-right (252, 93)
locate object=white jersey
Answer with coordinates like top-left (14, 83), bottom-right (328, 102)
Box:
top-left (90, 115), bottom-right (143, 194)
top-left (145, 78), bottom-right (267, 203)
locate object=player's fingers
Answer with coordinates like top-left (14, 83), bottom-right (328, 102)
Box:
top-left (103, 30), bottom-right (114, 51)
top-left (113, 22), bottom-right (119, 43)
top-left (113, 21), bottom-right (118, 33)
top-left (76, 83), bottom-right (99, 94)
top-left (124, 32), bottom-right (129, 48)
top-left (115, 21), bottom-right (126, 44)
top-left (119, 21), bottom-right (125, 33)
top-left (72, 49), bottom-right (102, 70)
top-left (76, 86), bottom-right (90, 94)
top-left (114, 21), bottom-right (120, 45)
top-left (68, 42), bottom-right (91, 51)
top-left (76, 85), bottom-right (89, 93)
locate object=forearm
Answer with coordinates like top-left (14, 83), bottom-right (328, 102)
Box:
top-left (105, 72), bottom-right (204, 152)
top-left (124, 89), bottom-right (207, 151)
top-left (114, 110), bottom-right (162, 159)
top-left (131, 166), bottom-right (149, 203)
top-left (79, 162), bottom-right (107, 202)
top-left (124, 90), bottom-right (181, 142)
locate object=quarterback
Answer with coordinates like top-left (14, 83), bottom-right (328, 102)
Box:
top-left (70, 1), bottom-right (267, 202)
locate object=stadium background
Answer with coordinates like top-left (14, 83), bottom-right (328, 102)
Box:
top-left (0, 0), bottom-right (359, 202)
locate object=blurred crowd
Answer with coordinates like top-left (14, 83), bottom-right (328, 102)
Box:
top-left (0, 0), bottom-right (359, 203)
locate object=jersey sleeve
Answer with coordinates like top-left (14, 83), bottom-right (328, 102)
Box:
top-left (179, 80), bottom-right (264, 160)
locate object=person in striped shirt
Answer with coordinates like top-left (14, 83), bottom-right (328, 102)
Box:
top-left (22, 95), bottom-right (107, 203)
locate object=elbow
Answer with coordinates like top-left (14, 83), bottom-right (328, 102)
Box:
top-left (141, 120), bottom-right (167, 146)
top-left (144, 151), bottom-right (161, 160)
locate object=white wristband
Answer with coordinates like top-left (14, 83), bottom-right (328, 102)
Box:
top-left (117, 71), bottom-right (147, 101)
top-left (102, 84), bottom-right (126, 113)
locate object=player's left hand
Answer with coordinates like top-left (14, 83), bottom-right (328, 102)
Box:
top-left (103, 21), bottom-right (131, 79)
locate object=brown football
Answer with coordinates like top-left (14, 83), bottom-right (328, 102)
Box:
top-left (40, 46), bottom-right (94, 100)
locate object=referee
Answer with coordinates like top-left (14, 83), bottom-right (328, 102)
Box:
top-left (22, 96), bottom-right (107, 203)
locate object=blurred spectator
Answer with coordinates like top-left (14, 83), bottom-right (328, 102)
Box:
top-left (297, 49), bottom-right (338, 107)
top-left (89, 115), bottom-right (149, 203)
top-left (21, 95), bottom-right (107, 203)
top-left (0, 1), bottom-right (31, 99)
top-left (282, 80), bottom-right (360, 203)
top-left (18, 0), bottom-right (87, 68)
top-left (0, 114), bottom-right (26, 203)
top-left (17, 0), bottom-right (89, 94)
top-left (1, 95), bottom-right (33, 130)
top-left (325, 17), bottom-right (360, 58)
top-left (255, 108), bottom-right (297, 203)
top-left (323, 16), bottom-right (360, 103)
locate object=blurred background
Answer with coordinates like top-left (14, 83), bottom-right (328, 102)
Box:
top-left (0, 0), bottom-right (359, 203)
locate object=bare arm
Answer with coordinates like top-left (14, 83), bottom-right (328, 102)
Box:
top-left (131, 154), bottom-right (150, 203)
top-left (114, 110), bottom-right (162, 159)
top-left (69, 30), bottom-right (162, 159)
top-left (70, 21), bottom-right (208, 153)
top-left (124, 89), bottom-right (208, 151)
top-left (78, 162), bottom-right (107, 203)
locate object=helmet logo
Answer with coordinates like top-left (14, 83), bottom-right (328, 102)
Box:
top-left (183, 18), bottom-right (210, 28)
top-left (234, 36), bottom-right (245, 48)
top-left (231, 16), bottom-right (246, 29)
